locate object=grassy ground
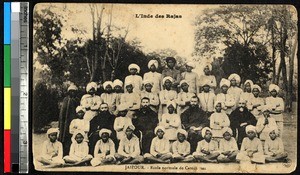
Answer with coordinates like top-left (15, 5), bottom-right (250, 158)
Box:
top-left (33, 103), bottom-right (297, 173)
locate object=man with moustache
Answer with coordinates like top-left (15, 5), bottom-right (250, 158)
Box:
top-left (132, 97), bottom-right (159, 154)
top-left (229, 98), bottom-right (257, 149)
top-left (180, 96), bottom-right (209, 152)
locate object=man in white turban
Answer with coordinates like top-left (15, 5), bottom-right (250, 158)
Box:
top-left (159, 76), bottom-right (177, 118)
top-left (101, 81), bottom-right (117, 114)
top-left (199, 62), bottom-right (217, 93)
top-left (124, 63), bottom-right (143, 93)
top-left (265, 84), bottom-right (284, 137)
top-left (143, 60), bottom-right (162, 94)
top-left (81, 82), bottom-right (102, 121)
top-left (247, 84), bottom-right (265, 119)
top-left (215, 78), bottom-right (236, 115)
top-left (228, 73), bottom-right (243, 109)
top-left (162, 57), bottom-right (182, 91)
top-left (181, 61), bottom-right (199, 94)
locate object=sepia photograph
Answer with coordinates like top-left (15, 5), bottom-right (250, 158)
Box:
top-left (32, 3), bottom-right (297, 173)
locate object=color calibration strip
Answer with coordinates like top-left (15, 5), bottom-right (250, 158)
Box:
top-left (4, 2), bottom-right (12, 173)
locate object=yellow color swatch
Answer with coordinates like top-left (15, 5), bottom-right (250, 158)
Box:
top-left (4, 88), bottom-right (11, 129)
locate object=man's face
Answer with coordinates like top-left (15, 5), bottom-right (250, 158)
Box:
top-left (69, 90), bottom-right (76, 97)
top-left (114, 85), bottom-right (122, 93)
top-left (263, 110), bottom-right (270, 117)
top-left (230, 79), bottom-right (237, 86)
top-left (77, 111), bottom-right (85, 119)
top-left (204, 130), bottom-right (212, 141)
top-left (181, 83), bottom-right (189, 92)
top-left (145, 84), bottom-right (153, 92)
top-left (88, 88), bottom-right (96, 95)
top-left (75, 133), bottom-right (84, 144)
top-left (269, 131), bottom-right (277, 140)
top-left (177, 133), bottom-right (186, 142)
top-left (49, 132), bottom-right (58, 143)
top-left (141, 99), bottom-right (150, 108)
top-left (101, 133), bottom-right (109, 142)
top-left (238, 102), bottom-right (246, 108)
top-left (156, 129), bottom-right (164, 139)
top-left (223, 132), bottom-right (231, 141)
top-left (221, 85), bottom-right (229, 93)
top-left (164, 80), bottom-right (172, 89)
top-left (119, 110), bottom-right (127, 117)
top-left (247, 131), bottom-right (256, 140)
top-left (245, 83), bottom-right (251, 92)
top-left (167, 60), bottom-right (175, 68)
top-left (270, 90), bottom-right (278, 97)
top-left (105, 85), bottom-right (113, 92)
top-left (167, 105), bottom-right (175, 113)
top-left (252, 88), bottom-right (259, 97)
top-left (129, 68), bottom-right (137, 75)
top-left (190, 98), bottom-right (198, 107)
top-left (203, 85), bottom-right (210, 92)
top-left (203, 67), bottom-right (210, 75)
top-left (125, 128), bottom-right (133, 138)
top-left (150, 65), bottom-right (157, 72)
top-left (215, 103), bottom-right (222, 112)
top-left (126, 85), bottom-right (133, 93)
top-left (100, 104), bottom-right (109, 112)
top-left (186, 65), bottom-right (193, 72)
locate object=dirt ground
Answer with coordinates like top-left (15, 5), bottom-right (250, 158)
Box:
top-left (32, 103), bottom-right (297, 173)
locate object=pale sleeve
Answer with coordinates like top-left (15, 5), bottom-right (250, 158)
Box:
top-left (264, 140), bottom-right (272, 155)
top-left (69, 143), bottom-right (75, 157)
top-left (69, 120), bottom-right (76, 134)
top-left (171, 142), bottom-right (178, 154)
top-left (226, 95), bottom-right (235, 107)
top-left (159, 91), bottom-right (167, 105)
top-left (163, 140), bottom-right (171, 154)
top-left (277, 98), bottom-right (284, 111)
top-left (41, 141), bottom-right (48, 157)
top-left (138, 76), bottom-right (143, 91)
top-left (247, 96), bottom-right (254, 110)
top-left (222, 114), bottom-right (230, 127)
top-left (255, 118), bottom-right (264, 134)
top-left (176, 94), bottom-right (185, 106)
top-left (57, 142), bottom-right (63, 159)
top-left (85, 122), bottom-right (90, 133)
top-left (80, 96), bottom-right (89, 109)
top-left (151, 93), bottom-right (160, 106)
top-left (109, 140), bottom-right (116, 156)
top-left (231, 139), bottom-right (239, 151)
top-left (257, 139), bottom-right (263, 153)
top-left (184, 142), bottom-right (191, 156)
top-left (195, 141), bottom-right (201, 153)
top-left (170, 115), bottom-right (181, 128)
top-left (91, 96), bottom-right (102, 110)
top-left (150, 138), bottom-right (158, 156)
top-left (131, 94), bottom-right (141, 110)
top-left (196, 74), bottom-right (200, 94)
top-left (94, 141), bottom-right (101, 158)
top-left (240, 138), bottom-right (246, 152)
top-left (114, 117), bottom-right (123, 132)
top-left (131, 138), bottom-right (141, 157)
top-left (277, 138), bottom-right (285, 153)
top-left (120, 94), bottom-right (126, 106)
top-left (83, 142), bottom-right (89, 156)
top-left (210, 114), bottom-right (215, 129)
top-left (117, 139), bottom-right (128, 157)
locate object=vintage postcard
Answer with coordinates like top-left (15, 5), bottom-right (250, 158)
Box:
top-left (32, 3), bottom-right (297, 173)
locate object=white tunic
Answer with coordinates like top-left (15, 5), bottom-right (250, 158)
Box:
top-left (143, 71), bottom-right (162, 94)
top-left (181, 72), bottom-right (199, 94)
top-left (198, 92), bottom-right (216, 112)
top-left (124, 75), bottom-right (143, 93)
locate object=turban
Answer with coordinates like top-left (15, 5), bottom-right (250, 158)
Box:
top-left (245, 125), bottom-right (256, 133)
top-left (128, 64), bottom-right (140, 73)
top-left (267, 126), bottom-right (279, 135)
top-left (47, 128), bottom-right (59, 136)
top-left (148, 60), bottom-right (159, 69)
top-left (244, 80), bottom-right (254, 87)
top-left (125, 80), bottom-right (134, 88)
top-left (222, 127), bottom-right (233, 136)
top-left (166, 100), bottom-right (177, 109)
top-left (252, 84), bottom-right (262, 92)
top-left (71, 130), bottom-right (85, 143)
top-left (219, 78), bottom-right (230, 88)
top-left (239, 98), bottom-right (247, 103)
top-left (228, 73), bottom-right (241, 84)
top-left (177, 129), bottom-right (188, 138)
top-left (186, 61), bottom-right (196, 68)
top-left (154, 126), bottom-right (166, 134)
top-left (86, 82), bottom-right (98, 92)
top-left (113, 79), bottom-right (123, 87)
top-left (68, 84), bottom-right (78, 91)
top-left (124, 124), bottom-right (135, 131)
top-left (76, 106), bottom-right (86, 113)
top-left (99, 128), bottom-right (112, 137)
top-left (117, 104), bottom-right (128, 111)
top-left (269, 84), bottom-right (280, 92)
top-left (179, 80), bottom-right (189, 87)
top-left (214, 101), bottom-right (224, 108)
top-left (258, 105), bottom-right (271, 112)
top-left (201, 127), bottom-right (212, 138)
top-left (162, 76), bottom-right (174, 85)
top-left (143, 79), bottom-right (154, 86)
top-left (166, 57), bottom-right (176, 63)
top-left (103, 81), bottom-right (113, 89)
top-left (204, 63), bottom-right (212, 71)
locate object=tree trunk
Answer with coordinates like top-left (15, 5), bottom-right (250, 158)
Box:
top-left (287, 32), bottom-right (297, 112)
top-left (271, 27), bottom-right (276, 83)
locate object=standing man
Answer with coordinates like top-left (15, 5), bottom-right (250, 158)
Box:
top-left (58, 84), bottom-right (80, 156)
top-left (161, 57), bottom-right (181, 91)
top-left (180, 96), bottom-right (209, 152)
top-left (132, 97), bottom-right (159, 154)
